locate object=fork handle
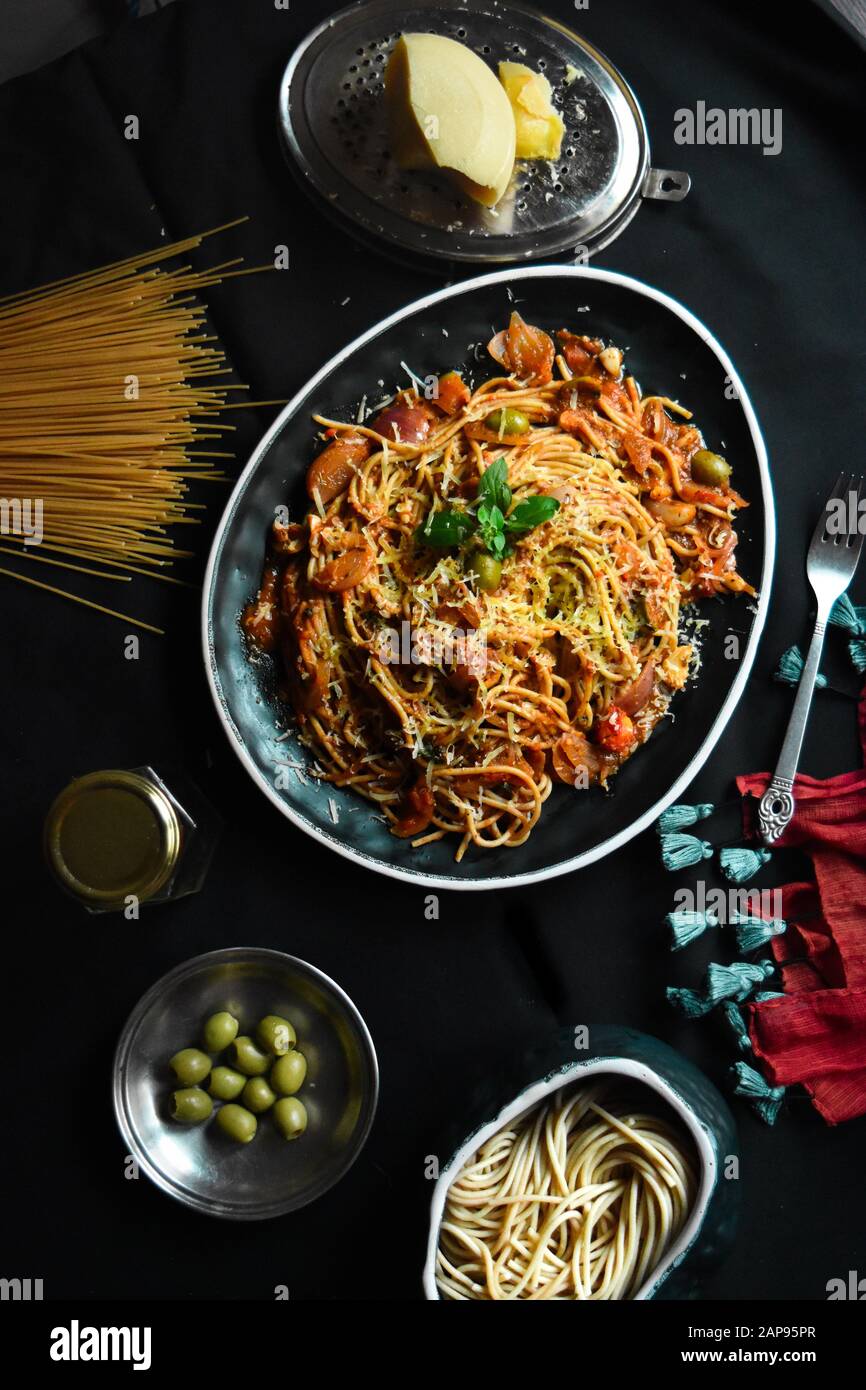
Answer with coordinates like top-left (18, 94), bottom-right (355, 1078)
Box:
top-left (758, 617), bottom-right (828, 844)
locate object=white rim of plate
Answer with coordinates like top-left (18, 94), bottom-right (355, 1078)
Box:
top-left (420, 1056), bottom-right (718, 1300)
top-left (202, 266), bottom-right (775, 891)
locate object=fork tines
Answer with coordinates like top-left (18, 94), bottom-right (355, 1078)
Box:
top-left (815, 472), bottom-right (865, 556)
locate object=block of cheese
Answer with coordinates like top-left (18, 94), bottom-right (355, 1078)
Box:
top-left (385, 34), bottom-right (517, 208)
top-left (498, 61), bottom-right (565, 161)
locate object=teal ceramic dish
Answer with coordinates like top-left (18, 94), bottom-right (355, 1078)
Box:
top-left (422, 1026), bottom-right (739, 1299)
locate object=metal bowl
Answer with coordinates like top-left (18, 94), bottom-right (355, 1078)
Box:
top-left (113, 949), bottom-right (378, 1220)
top-left (278, 0), bottom-right (690, 265)
top-left (203, 267), bottom-right (774, 891)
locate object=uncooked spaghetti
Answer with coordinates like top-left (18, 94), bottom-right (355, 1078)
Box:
top-left (0, 218), bottom-right (276, 632)
top-left (435, 1080), bottom-right (696, 1301)
top-left (244, 313), bottom-right (752, 858)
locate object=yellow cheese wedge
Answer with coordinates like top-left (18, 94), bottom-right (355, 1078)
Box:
top-left (385, 34), bottom-right (516, 208)
top-left (498, 61), bottom-right (565, 161)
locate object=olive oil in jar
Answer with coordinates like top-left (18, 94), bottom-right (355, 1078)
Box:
top-left (44, 767), bottom-right (220, 913)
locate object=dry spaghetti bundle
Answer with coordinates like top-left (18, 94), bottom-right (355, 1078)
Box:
top-left (0, 219), bottom-right (273, 632)
top-left (436, 1082), bottom-right (697, 1300)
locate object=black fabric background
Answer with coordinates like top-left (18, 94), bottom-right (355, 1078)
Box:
top-left (1, 0), bottom-right (864, 1300)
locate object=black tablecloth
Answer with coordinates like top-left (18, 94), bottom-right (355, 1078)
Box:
top-left (2, 0), bottom-right (865, 1300)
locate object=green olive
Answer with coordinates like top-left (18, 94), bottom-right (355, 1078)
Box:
top-left (216, 1103), bottom-right (257, 1144)
top-left (484, 407), bottom-right (530, 436)
top-left (170, 1087), bottom-right (213, 1124)
top-left (229, 1036), bottom-right (270, 1076)
top-left (256, 1015), bottom-right (297, 1056)
top-left (208, 1066), bottom-right (246, 1101)
top-left (242, 1077), bottom-right (277, 1114)
top-left (203, 1011), bottom-right (239, 1052)
top-left (169, 1048), bottom-right (211, 1086)
top-left (271, 1050), bottom-right (307, 1095)
top-left (474, 554), bottom-right (503, 593)
top-left (691, 449), bottom-right (731, 488)
top-left (273, 1097), bottom-right (308, 1140)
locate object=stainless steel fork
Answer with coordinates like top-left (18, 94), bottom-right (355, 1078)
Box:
top-left (758, 473), bottom-right (865, 845)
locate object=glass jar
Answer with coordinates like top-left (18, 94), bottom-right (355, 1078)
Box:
top-left (44, 766), bottom-right (221, 913)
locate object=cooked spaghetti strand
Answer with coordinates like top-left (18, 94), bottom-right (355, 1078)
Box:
top-left (436, 1081), bottom-right (696, 1301)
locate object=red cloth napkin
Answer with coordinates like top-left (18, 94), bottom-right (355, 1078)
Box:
top-left (735, 683), bottom-right (866, 1124)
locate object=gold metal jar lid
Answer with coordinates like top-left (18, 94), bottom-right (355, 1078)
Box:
top-left (45, 770), bottom-right (181, 909)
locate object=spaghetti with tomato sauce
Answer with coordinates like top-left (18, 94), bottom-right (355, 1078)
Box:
top-left (243, 315), bottom-right (753, 861)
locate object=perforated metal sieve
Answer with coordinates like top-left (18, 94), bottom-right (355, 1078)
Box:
top-left (277, 0), bottom-right (689, 265)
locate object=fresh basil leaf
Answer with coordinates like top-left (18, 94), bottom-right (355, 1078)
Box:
top-left (477, 456), bottom-right (512, 515)
top-left (416, 508), bottom-right (476, 548)
top-left (505, 496), bottom-right (560, 534)
top-left (478, 503), bottom-right (506, 557)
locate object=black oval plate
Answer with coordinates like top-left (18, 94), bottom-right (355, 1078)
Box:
top-left (203, 268), bottom-right (774, 890)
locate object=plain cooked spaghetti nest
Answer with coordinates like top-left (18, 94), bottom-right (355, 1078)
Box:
top-left (244, 317), bottom-right (752, 859)
top-left (435, 1081), bottom-right (697, 1301)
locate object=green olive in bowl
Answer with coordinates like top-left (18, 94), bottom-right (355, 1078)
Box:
top-left (242, 1077), bottom-right (277, 1114)
top-left (229, 1036), bottom-right (270, 1076)
top-left (208, 1066), bottom-right (246, 1101)
top-left (274, 1097), bottom-right (308, 1140)
top-left (203, 1011), bottom-right (239, 1052)
top-left (271, 1051), bottom-right (307, 1096)
top-left (169, 1048), bottom-right (211, 1086)
top-left (256, 1014), bottom-right (297, 1056)
top-left (216, 1104), bottom-right (257, 1144)
top-left (170, 1087), bottom-right (213, 1124)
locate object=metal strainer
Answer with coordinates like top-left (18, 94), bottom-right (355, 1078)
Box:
top-left (277, 0), bottom-right (689, 265)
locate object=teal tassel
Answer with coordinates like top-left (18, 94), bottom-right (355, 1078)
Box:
top-left (706, 959), bottom-right (775, 1004)
top-left (667, 960), bottom-right (774, 1018)
top-left (660, 832), bottom-right (713, 871)
top-left (658, 802), bottom-right (714, 833)
top-left (666, 986), bottom-right (714, 1019)
top-left (830, 596), bottom-right (866, 670)
top-left (849, 636), bottom-right (866, 674)
top-left (829, 594), bottom-right (866, 636)
top-left (754, 990), bottom-right (785, 1002)
top-left (731, 1060), bottom-right (786, 1125)
top-left (774, 645), bottom-right (827, 690)
top-left (719, 846), bottom-right (771, 884)
top-left (729, 912), bottom-right (787, 953)
top-left (666, 909), bottom-right (719, 951)
top-left (722, 1001), bottom-right (752, 1053)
